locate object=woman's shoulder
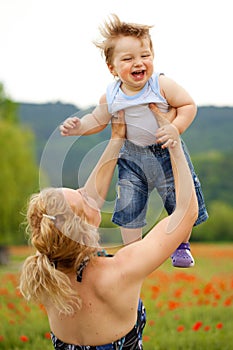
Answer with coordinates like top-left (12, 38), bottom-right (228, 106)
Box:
top-left (81, 255), bottom-right (122, 299)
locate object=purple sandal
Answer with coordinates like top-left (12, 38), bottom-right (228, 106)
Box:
top-left (171, 242), bottom-right (195, 268)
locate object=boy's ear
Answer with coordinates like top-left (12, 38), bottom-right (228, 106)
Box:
top-left (107, 64), bottom-right (117, 77)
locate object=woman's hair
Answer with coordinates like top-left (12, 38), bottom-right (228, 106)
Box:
top-left (19, 187), bottom-right (100, 315)
top-left (93, 14), bottom-right (154, 65)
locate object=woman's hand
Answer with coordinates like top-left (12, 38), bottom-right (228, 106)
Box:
top-left (111, 110), bottom-right (126, 140)
top-left (83, 110), bottom-right (125, 209)
top-left (149, 103), bottom-right (179, 149)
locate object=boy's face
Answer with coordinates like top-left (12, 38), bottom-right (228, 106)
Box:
top-left (108, 36), bottom-right (154, 94)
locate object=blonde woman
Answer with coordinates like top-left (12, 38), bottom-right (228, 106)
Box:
top-left (20, 106), bottom-right (198, 349)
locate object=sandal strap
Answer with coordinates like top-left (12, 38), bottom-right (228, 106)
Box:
top-left (177, 242), bottom-right (190, 250)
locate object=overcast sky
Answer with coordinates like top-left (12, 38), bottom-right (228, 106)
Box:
top-left (0, 0), bottom-right (232, 108)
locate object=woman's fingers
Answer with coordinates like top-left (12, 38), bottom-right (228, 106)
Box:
top-left (111, 110), bottom-right (126, 138)
top-left (161, 139), bottom-right (178, 149)
top-left (149, 103), bottom-right (170, 127)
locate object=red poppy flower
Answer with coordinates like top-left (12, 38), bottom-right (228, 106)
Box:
top-left (20, 335), bottom-right (29, 342)
top-left (216, 323), bottom-right (223, 329)
top-left (143, 335), bottom-right (150, 342)
top-left (177, 325), bottom-right (185, 332)
top-left (224, 297), bottom-right (232, 306)
top-left (7, 302), bottom-right (15, 310)
top-left (44, 332), bottom-right (51, 339)
top-left (192, 321), bottom-right (203, 331)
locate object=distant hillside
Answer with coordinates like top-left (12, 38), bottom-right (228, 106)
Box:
top-left (182, 106), bottom-right (233, 154)
top-left (19, 102), bottom-right (233, 154)
top-left (19, 102), bottom-right (233, 188)
top-left (19, 102), bottom-right (112, 187)
top-left (19, 101), bottom-right (83, 142)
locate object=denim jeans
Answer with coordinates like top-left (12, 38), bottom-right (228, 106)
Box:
top-left (112, 139), bottom-right (208, 229)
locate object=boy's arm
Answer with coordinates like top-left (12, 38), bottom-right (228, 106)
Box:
top-left (159, 75), bottom-right (197, 134)
top-left (60, 94), bottom-right (112, 136)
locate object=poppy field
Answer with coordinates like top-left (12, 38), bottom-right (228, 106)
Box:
top-left (0, 243), bottom-right (232, 350)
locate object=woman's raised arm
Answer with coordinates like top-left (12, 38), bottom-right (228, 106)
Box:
top-left (83, 110), bottom-right (126, 209)
top-left (115, 104), bottom-right (198, 281)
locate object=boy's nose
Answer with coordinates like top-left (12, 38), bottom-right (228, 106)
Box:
top-left (133, 59), bottom-right (143, 67)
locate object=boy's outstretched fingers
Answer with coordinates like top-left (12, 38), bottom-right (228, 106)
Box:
top-left (60, 117), bottom-right (81, 136)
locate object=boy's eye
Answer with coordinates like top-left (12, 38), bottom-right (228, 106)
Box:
top-left (122, 57), bottom-right (132, 61)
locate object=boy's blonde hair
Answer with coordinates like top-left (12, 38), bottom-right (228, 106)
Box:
top-left (19, 187), bottom-right (100, 315)
top-left (94, 14), bottom-right (154, 65)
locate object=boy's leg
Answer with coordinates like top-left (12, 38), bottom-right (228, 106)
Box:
top-left (121, 227), bottom-right (142, 245)
top-left (112, 151), bottom-right (149, 244)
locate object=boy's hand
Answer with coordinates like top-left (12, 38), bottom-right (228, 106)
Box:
top-left (60, 117), bottom-right (81, 136)
top-left (149, 103), bottom-right (179, 149)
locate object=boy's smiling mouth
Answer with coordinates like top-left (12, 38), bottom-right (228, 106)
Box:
top-left (132, 70), bottom-right (145, 79)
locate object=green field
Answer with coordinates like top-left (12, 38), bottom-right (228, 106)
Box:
top-left (0, 243), bottom-right (232, 349)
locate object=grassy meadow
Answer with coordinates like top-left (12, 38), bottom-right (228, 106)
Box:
top-left (0, 243), bottom-right (232, 350)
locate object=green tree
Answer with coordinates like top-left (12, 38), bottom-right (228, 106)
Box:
top-left (192, 151), bottom-right (233, 206)
top-left (0, 83), bottom-right (18, 123)
top-left (192, 201), bottom-right (233, 242)
top-left (0, 120), bottom-right (39, 244)
top-left (0, 84), bottom-right (38, 245)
